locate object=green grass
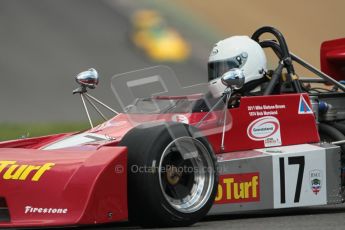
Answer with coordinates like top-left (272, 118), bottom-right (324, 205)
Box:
top-left (0, 123), bottom-right (89, 141)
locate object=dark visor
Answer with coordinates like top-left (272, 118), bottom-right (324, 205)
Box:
top-left (208, 52), bottom-right (248, 81)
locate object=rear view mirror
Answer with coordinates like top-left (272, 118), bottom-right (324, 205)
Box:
top-left (221, 68), bottom-right (245, 90)
top-left (75, 68), bottom-right (99, 89)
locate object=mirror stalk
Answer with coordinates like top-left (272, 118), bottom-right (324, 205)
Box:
top-left (73, 68), bottom-right (119, 129)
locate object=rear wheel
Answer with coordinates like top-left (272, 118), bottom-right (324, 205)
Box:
top-left (319, 122), bottom-right (345, 153)
top-left (119, 122), bottom-right (218, 228)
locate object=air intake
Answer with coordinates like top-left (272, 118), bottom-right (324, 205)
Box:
top-left (0, 197), bottom-right (10, 222)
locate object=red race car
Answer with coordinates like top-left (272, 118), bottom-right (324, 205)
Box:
top-left (0, 26), bottom-right (345, 228)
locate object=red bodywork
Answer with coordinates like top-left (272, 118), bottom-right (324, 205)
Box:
top-left (321, 38), bottom-right (345, 81)
top-left (0, 93), bottom-right (319, 227)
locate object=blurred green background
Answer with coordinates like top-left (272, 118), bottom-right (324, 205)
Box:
top-left (0, 123), bottom-right (88, 141)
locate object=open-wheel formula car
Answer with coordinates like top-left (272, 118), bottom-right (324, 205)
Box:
top-left (1, 26), bottom-right (345, 228)
top-left (130, 9), bottom-right (190, 62)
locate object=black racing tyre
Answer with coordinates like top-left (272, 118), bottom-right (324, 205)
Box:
top-left (319, 122), bottom-right (345, 153)
top-left (119, 122), bottom-right (218, 228)
top-left (332, 122), bottom-right (345, 136)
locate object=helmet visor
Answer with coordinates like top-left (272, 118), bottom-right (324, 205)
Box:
top-left (208, 52), bottom-right (248, 81)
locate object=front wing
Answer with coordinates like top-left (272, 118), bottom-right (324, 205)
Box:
top-left (0, 146), bottom-right (128, 228)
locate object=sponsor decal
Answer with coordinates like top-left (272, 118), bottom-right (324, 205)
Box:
top-left (25, 206), bottom-right (68, 214)
top-left (309, 169), bottom-right (322, 195)
top-left (298, 95), bottom-right (313, 114)
top-left (93, 120), bottom-right (127, 132)
top-left (264, 148), bottom-right (283, 153)
top-left (247, 104), bottom-right (286, 117)
top-left (171, 114), bottom-right (189, 124)
top-left (0, 161), bottom-right (54, 182)
top-left (247, 116), bottom-right (282, 147)
top-left (215, 172), bottom-right (260, 204)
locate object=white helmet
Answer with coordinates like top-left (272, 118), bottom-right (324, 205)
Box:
top-left (208, 36), bottom-right (267, 84)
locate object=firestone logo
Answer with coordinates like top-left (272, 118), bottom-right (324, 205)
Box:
top-left (25, 206), bottom-right (68, 214)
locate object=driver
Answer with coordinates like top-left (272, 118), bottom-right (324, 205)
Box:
top-left (208, 36), bottom-right (268, 97)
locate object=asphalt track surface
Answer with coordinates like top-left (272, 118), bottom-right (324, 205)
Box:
top-left (51, 205), bottom-right (345, 230)
top-left (2, 1), bottom-right (345, 230)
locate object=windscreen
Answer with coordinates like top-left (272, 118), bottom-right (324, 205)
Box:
top-left (111, 65), bottom-right (214, 113)
top-left (110, 65), bottom-right (232, 133)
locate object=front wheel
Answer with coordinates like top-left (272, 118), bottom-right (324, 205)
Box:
top-left (120, 122), bottom-right (218, 228)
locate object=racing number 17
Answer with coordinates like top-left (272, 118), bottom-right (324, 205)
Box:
top-left (279, 156), bottom-right (305, 204)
